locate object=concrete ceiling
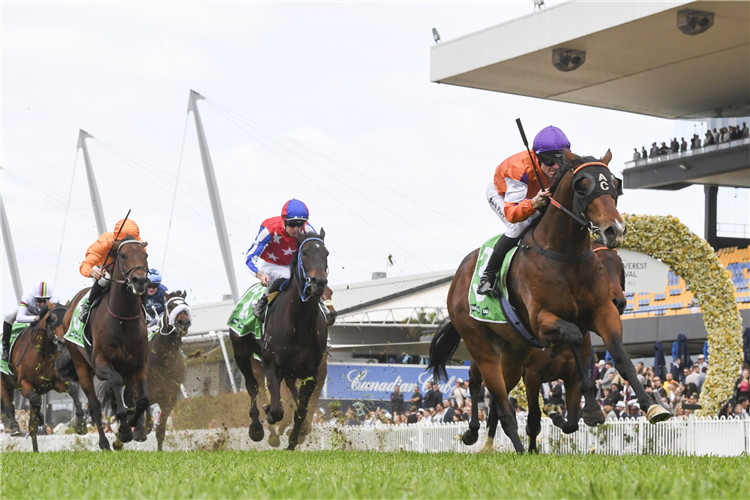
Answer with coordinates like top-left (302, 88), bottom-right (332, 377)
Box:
top-left (431, 1), bottom-right (750, 119)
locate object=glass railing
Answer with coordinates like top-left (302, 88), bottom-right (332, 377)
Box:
top-left (625, 137), bottom-right (750, 168)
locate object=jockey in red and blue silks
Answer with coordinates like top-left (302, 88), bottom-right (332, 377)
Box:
top-left (477, 125), bottom-right (570, 297)
top-left (245, 199), bottom-right (335, 325)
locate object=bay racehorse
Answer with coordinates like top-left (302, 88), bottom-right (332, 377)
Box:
top-left (430, 149), bottom-right (670, 454)
top-left (143, 290), bottom-right (192, 450)
top-left (263, 230), bottom-right (329, 451)
top-left (477, 242), bottom-right (627, 453)
top-left (0, 303), bottom-right (87, 451)
top-left (61, 236), bottom-right (151, 450)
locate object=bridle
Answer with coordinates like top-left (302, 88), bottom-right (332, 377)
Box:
top-left (108, 240), bottom-right (148, 292)
top-left (295, 237), bottom-right (327, 302)
top-left (156, 296), bottom-right (192, 336)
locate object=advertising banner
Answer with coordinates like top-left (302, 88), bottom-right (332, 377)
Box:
top-left (618, 249), bottom-right (670, 293)
top-left (325, 362), bottom-right (470, 401)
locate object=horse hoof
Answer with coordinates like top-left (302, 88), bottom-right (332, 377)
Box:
top-left (582, 409), bottom-right (606, 427)
top-left (249, 424), bottom-right (264, 443)
top-left (461, 429), bottom-right (479, 446)
top-left (267, 433), bottom-right (280, 448)
top-left (10, 424), bottom-right (22, 437)
top-left (285, 443), bottom-right (297, 451)
top-left (543, 404), bottom-right (562, 417)
top-left (100, 439), bottom-right (111, 451)
top-left (480, 438), bottom-right (495, 453)
top-left (117, 427), bottom-right (133, 444)
top-left (647, 404), bottom-right (672, 423)
top-left (113, 438), bottom-right (124, 451)
top-left (74, 420), bottom-right (87, 435)
top-left (133, 432), bottom-right (147, 442)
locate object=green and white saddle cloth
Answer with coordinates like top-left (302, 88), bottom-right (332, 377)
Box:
top-left (64, 291), bottom-right (91, 348)
top-left (468, 233), bottom-right (518, 324)
top-left (0, 322), bottom-right (30, 375)
top-left (227, 283), bottom-right (266, 339)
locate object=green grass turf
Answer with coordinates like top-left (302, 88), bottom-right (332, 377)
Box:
top-left (1, 451), bottom-right (748, 499)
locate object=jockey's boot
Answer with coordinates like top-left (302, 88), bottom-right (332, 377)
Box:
top-left (477, 234), bottom-right (520, 297)
top-left (252, 289), bottom-right (269, 323)
top-left (1, 321), bottom-right (11, 363)
top-left (321, 299), bottom-right (337, 327)
top-left (79, 281), bottom-right (105, 323)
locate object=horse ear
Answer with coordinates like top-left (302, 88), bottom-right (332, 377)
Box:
top-left (47, 313), bottom-right (58, 327)
top-left (181, 290), bottom-right (187, 299)
top-left (563, 148), bottom-right (577, 163)
top-left (319, 228), bottom-right (325, 241)
top-left (601, 149), bottom-right (613, 165)
top-left (142, 241), bottom-right (148, 248)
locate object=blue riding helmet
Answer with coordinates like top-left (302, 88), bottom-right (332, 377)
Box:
top-left (148, 268), bottom-right (162, 285)
top-left (281, 199), bottom-right (309, 222)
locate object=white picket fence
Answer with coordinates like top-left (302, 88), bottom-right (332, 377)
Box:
top-left (2, 417), bottom-right (748, 455)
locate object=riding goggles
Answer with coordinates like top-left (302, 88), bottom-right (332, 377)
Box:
top-left (537, 150), bottom-right (564, 167)
top-left (286, 220), bottom-right (306, 228)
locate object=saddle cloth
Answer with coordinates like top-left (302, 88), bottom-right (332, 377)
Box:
top-left (64, 291), bottom-right (92, 348)
top-left (0, 322), bottom-right (30, 375)
top-left (227, 283), bottom-right (267, 339)
top-left (468, 233), bottom-right (517, 324)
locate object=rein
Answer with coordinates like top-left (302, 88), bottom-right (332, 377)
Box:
top-left (520, 226), bottom-right (594, 263)
top-left (295, 237), bottom-right (326, 302)
top-left (548, 161), bottom-right (610, 233)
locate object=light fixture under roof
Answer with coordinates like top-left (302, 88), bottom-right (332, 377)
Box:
top-left (677, 9), bottom-right (714, 36)
top-left (552, 48), bottom-right (586, 72)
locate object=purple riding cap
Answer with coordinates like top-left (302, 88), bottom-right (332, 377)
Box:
top-left (533, 126), bottom-right (571, 154)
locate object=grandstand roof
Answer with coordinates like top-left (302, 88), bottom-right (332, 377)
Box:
top-left (430, 1), bottom-right (750, 119)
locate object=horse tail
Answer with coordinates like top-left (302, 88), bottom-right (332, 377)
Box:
top-left (54, 349), bottom-right (78, 382)
top-left (427, 318), bottom-right (461, 383)
top-left (95, 380), bottom-right (113, 409)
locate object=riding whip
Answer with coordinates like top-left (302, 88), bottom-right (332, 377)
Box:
top-left (100, 208), bottom-right (131, 271)
top-left (515, 118), bottom-right (547, 193)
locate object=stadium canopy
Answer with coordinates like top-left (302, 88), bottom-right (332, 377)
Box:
top-left (430, 1), bottom-right (749, 119)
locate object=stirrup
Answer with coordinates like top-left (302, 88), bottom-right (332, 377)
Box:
top-left (477, 278), bottom-right (501, 297)
top-left (252, 298), bottom-right (267, 322)
top-left (78, 303), bottom-right (91, 322)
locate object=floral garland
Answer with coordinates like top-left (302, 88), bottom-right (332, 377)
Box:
top-left (620, 214), bottom-right (743, 416)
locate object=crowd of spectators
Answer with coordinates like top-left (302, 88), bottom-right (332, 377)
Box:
top-left (632, 122), bottom-right (749, 161)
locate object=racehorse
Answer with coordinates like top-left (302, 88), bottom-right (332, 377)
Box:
top-left (430, 149), bottom-right (670, 454)
top-left (142, 290), bottom-right (192, 450)
top-left (477, 242), bottom-right (627, 453)
top-left (231, 287), bottom-right (334, 448)
top-left (262, 230), bottom-right (329, 451)
top-left (0, 303), bottom-right (87, 452)
top-left (61, 236), bottom-right (151, 451)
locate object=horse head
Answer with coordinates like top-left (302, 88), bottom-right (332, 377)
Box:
top-left (112, 237), bottom-right (150, 295)
top-left (163, 290), bottom-right (192, 336)
top-left (562, 149), bottom-right (625, 248)
top-left (296, 229), bottom-right (329, 298)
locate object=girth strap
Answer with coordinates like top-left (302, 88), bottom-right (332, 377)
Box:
top-left (499, 296), bottom-right (544, 349)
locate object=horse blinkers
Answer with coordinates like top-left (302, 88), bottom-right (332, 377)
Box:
top-left (571, 164), bottom-right (625, 246)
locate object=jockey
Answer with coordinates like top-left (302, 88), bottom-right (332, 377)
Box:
top-left (246, 199), bottom-right (336, 325)
top-left (78, 219), bottom-right (143, 322)
top-left (145, 268), bottom-right (168, 327)
top-left (2, 282), bottom-right (59, 362)
top-left (478, 125), bottom-right (570, 296)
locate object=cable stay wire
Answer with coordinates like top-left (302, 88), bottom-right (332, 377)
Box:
top-left (206, 105), bottom-right (432, 272)
top-left (54, 150), bottom-right (81, 289)
top-left (206, 103), bottom-right (464, 257)
top-left (162, 115), bottom-right (189, 274)
top-left (207, 98), bottom-right (485, 238)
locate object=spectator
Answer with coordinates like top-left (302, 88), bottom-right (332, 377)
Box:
top-left (741, 122), bottom-right (749, 139)
top-left (680, 137), bottom-right (688, 151)
top-left (649, 142), bottom-right (659, 158)
top-left (737, 396), bottom-right (749, 417)
top-left (632, 148), bottom-right (640, 161)
top-left (730, 125), bottom-right (741, 141)
top-left (390, 385), bottom-right (404, 418)
top-left (719, 127), bottom-right (731, 143)
top-left (670, 357), bottom-right (682, 382)
top-left (592, 359), bottom-right (605, 383)
top-left (691, 134), bottom-right (702, 149)
top-left (712, 128), bottom-right (719, 142)
top-left (604, 402), bottom-right (617, 420)
top-left (409, 385), bottom-right (422, 409)
top-left (423, 382), bottom-right (442, 410)
top-left (548, 379), bottom-right (565, 407)
top-left (697, 354), bottom-right (708, 370)
top-left (670, 138), bottom-right (679, 153)
top-left (652, 376), bottom-right (666, 399)
top-left (345, 407), bottom-right (358, 426)
top-left (659, 142), bottom-right (670, 155)
top-left (624, 400), bottom-right (641, 419)
top-left (641, 146), bottom-right (648, 159)
top-left (685, 364), bottom-right (700, 386)
top-left (463, 379), bottom-right (471, 400)
top-left (735, 368), bottom-right (750, 401)
top-left (604, 383), bottom-right (622, 407)
top-left (704, 130), bottom-right (715, 146)
top-left (635, 362), bottom-right (646, 386)
top-left (450, 379), bottom-right (467, 407)
top-left (406, 406), bottom-right (419, 424)
top-left (442, 399), bottom-right (455, 423)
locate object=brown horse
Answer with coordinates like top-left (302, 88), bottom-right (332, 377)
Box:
top-left (61, 236), bottom-right (151, 450)
top-left (478, 243), bottom-right (627, 453)
top-left (430, 150), bottom-right (669, 454)
top-left (143, 290), bottom-right (192, 450)
top-left (0, 304), bottom-right (87, 451)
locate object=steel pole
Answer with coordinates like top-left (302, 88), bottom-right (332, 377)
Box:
top-left (0, 192), bottom-right (23, 303)
top-left (187, 90), bottom-right (239, 303)
top-left (77, 130), bottom-right (107, 235)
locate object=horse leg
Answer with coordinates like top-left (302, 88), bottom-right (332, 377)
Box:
top-left (20, 381), bottom-right (42, 452)
top-left (559, 373), bottom-right (582, 434)
top-left (64, 381), bottom-right (87, 435)
top-left (154, 401), bottom-right (174, 451)
top-left (94, 361), bottom-right (132, 443)
top-left (72, 356), bottom-right (110, 450)
top-left (536, 311), bottom-right (602, 427)
top-left (287, 376), bottom-right (316, 451)
top-left (235, 352), bottom-right (265, 442)
top-left (128, 369), bottom-right (149, 431)
top-left (263, 360), bottom-right (284, 425)
top-left (463, 362), bottom-right (483, 446)
top-left (481, 398), bottom-right (499, 453)
top-left (593, 312), bottom-right (672, 423)
top-left (524, 368), bottom-right (543, 454)
top-left (0, 374), bottom-right (20, 436)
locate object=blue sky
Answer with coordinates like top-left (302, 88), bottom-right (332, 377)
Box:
top-left (2, 1), bottom-right (747, 312)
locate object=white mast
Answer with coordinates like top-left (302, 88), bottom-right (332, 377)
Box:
top-left (187, 90), bottom-right (239, 303)
top-left (0, 192), bottom-right (23, 303)
top-left (77, 130), bottom-right (107, 235)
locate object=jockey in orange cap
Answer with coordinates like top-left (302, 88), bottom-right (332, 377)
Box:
top-left (477, 126), bottom-right (570, 296)
top-left (78, 219), bottom-right (143, 322)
